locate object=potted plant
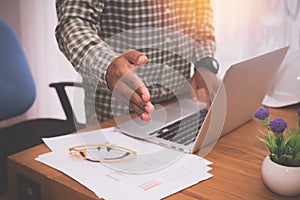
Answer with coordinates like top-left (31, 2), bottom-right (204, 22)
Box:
top-left (254, 107), bottom-right (300, 196)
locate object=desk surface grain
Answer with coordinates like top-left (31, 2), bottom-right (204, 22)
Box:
top-left (7, 106), bottom-right (300, 200)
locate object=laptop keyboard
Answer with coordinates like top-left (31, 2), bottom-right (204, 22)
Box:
top-left (148, 109), bottom-right (208, 146)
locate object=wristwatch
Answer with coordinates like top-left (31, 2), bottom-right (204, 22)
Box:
top-left (194, 57), bottom-right (219, 74)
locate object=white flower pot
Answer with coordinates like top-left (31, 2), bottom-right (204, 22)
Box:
top-left (261, 156), bottom-right (300, 196)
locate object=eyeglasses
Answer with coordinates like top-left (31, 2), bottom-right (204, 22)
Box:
top-left (68, 144), bottom-right (137, 163)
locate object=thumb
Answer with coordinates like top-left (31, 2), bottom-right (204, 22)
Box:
top-left (123, 49), bottom-right (148, 66)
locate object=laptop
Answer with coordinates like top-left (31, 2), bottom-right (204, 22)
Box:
top-left (115, 46), bottom-right (289, 154)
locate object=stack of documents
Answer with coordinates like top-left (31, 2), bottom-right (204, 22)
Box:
top-left (36, 128), bottom-right (213, 200)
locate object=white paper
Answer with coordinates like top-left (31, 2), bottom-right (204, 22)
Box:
top-left (37, 128), bottom-right (213, 200)
top-left (43, 128), bottom-right (163, 154)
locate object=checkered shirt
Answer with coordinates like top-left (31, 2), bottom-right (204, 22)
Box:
top-left (55, 0), bottom-right (216, 125)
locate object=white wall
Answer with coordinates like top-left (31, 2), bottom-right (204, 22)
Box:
top-left (212, 0), bottom-right (300, 106)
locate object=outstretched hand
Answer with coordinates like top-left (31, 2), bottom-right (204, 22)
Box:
top-left (105, 49), bottom-right (154, 121)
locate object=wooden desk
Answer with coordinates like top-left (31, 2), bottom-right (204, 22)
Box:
top-left (7, 106), bottom-right (300, 200)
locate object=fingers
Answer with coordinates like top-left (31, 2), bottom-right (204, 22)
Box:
top-left (203, 87), bottom-right (212, 109)
top-left (113, 78), bottom-right (154, 121)
top-left (190, 68), bottom-right (220, 108)
top-left (121, 70), bottom-right (150, 102)
top-left (117, 70), bottom-right (152, 109)
top-left (137, 85), bottom-right (151, 102)
top-left (193, 84), bottom-right (211, 108)
top-left (106, 49), bottom-right (153, 120)
top-left (190, 71), bottom-right (207, 102)
top-left (190, 77), bottom-right (199, 102)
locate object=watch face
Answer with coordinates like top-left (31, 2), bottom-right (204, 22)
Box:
top-left (195, 57), bottom-right (219, 74)
top-left (211, 57), bottom-right (219, 73)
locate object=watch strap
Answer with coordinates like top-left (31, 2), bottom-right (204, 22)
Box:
top-left (194, 57), bottom-right (219, 74)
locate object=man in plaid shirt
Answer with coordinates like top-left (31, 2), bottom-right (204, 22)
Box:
top-left (55, 0), bottom-right (220, 126)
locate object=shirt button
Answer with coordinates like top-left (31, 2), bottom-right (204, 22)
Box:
top-left (165, 37), bottom-right (171, 43)
top-left (164, 8), bottom-right (171, 14)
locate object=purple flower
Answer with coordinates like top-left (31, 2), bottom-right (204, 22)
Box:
top-left (254, 107), bottom-right (269, 120)
top-left (269, 118), bottom-right (288, 133)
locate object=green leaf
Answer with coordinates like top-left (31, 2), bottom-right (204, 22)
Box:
top-left (294, 128), bottom-right (299, 145)
top-left (258, 130), bottom-right (269, 141)
top-left (257, 136), bottom-right (270, 148)
top-left (295, 152), bottom-right (300, 161)
top-left (262, 119), bottom-right (269, 128)
top-left (278, 154), bottom-right (292, 166)
top-left (294, 135), bottom-right (300, 152)
top-left (295, 126), bottom-right (300, 135)
top-left (268, 133), bottom-right (278, 154)
top-left (284, 146), bottom-right (292, 157)
top-left (284, 135), bottom-right (293, 147)
top-left (270, 153), bottom-right (278, 163)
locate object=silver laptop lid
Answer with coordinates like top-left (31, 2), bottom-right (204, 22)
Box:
top-left (194, 46), bottom-right (289, 154)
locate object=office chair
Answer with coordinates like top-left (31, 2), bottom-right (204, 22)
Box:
top-left (0, 20), bottom-right (86, 196)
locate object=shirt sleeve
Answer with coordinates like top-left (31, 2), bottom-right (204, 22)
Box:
top-left (55, 0), bottom-right (120, 90)
top-left (193, 0), bottom-right (217, 63)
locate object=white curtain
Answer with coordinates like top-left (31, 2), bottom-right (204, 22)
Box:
top-left (19, 0), bottom-right (80, 120)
